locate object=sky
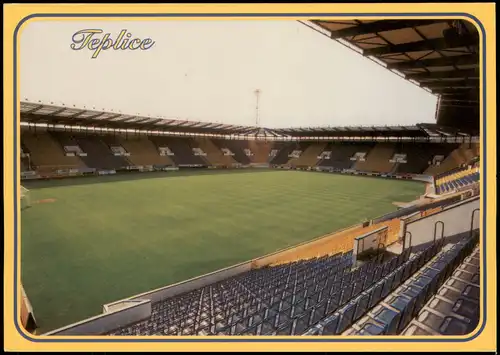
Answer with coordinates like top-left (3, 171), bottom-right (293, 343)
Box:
top-left (20, 20), bottom-right (438, 128)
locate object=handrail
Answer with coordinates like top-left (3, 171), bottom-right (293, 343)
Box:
top-left (470, 208), bottom-right (480, 238)
top-left (403, 231), bottom-right (412, 250)
top-left (376, 242), bottom-right (385, 260)
top-left (433, 221), bottom-right (445, 243)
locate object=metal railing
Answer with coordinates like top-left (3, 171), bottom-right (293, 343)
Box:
top-left (434, 221), bottom-right (445, 243)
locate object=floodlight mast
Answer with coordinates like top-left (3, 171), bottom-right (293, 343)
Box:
top-left (254, 89), bottom-right (261, 127)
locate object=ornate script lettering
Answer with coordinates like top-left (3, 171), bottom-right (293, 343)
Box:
top-left (70, 29), bottom-right (155, 58)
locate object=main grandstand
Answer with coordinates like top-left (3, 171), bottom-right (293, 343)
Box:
top-left (19, 19), bottom-right (481, 337)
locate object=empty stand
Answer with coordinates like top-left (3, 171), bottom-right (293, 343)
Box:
top-left (118, 137), bottom-right (174, 167)
top-left (70, 134), bottom-right (131, 170)
top-left (107, 251), bottom-right (357, 336)
top-left (106, 248), bottom-right (415, 337)
top-left (401, 245), bottom-right (480, 336)
top-left (248, 140), bottom-right (273, 164)
top-left (344, 233), bottom-right (479, 336)
top-left (103, 229), bottom-right (479, 337)
top-left (99, 135), bottom-right (121, 145)
top-left (149, 136), bottom-right (208, 166)
top-left (319, 143), bottom-right (373, 170)
top-left (424, 144), bottom-right (473, 176)
top-left (212, 139), bottom-right (251, 165)
top-left (288, 143), bottom-right (326, 168)
top-left (353, 143), bottom-right (396, 173)
top-left (396, 144), bottom-right (454, 174)
top-left (195, 138), bottom-right (236, 167)
top-left (270, 142), bottom-right (303, 165)
top-left (21, 131), bottom-right (86, 172)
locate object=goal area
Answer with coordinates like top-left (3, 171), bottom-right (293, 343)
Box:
top-left (21, 186), bottom-right (31, 210)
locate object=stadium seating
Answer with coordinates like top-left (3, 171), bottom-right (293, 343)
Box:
top-left (212, 139), bottom-right (252, 165)
top-left (424, 144), bottom-right (476, 176)
top-left (287, 143), bottom-right (326, 168)
top-left (68, 134), bottom-right (131, 170)
top-left (149, 136), bottom-right (208, 166)
top-left (103, 229), bottom-right (478, 337)
top-left (248, 140), bottom-right (273, 164)
top-left (401, 245), bottom-right (480, 335)
top-left (103, 241), bottom-right (407, 336)
top-left (353, 143), bottom-right (396, 173)
top-left (21, 131), bottom-right (86, 172)
top-left (195, 138), bottom-right (237, 167)
top-left (270, 142), bottom-right (308, 165)
top-left (319, 143), bottom-right (373, 170)
top-left (107, 251), bottom-right (355, 336)
top-left (344, 233), bottom-right (479, 336)
top-left (99, 135), bottom-right (121, 146)
top-left (118, 137), bottom-right (174, 167)
top-left (50, 131), bottom-right (80, 148)
top-left (435, 166), bottom-right (480, 195)
top-left (19, 129), bottom-right (477, 176)
top-left (395, 144), bottom-right (455, 175)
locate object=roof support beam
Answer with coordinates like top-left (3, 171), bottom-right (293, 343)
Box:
top-left (134, 118), bottom-right (154, 124)
top-left (386, 53), bottom-right (478, 70)
top-left (119, 116), bottom-right (141, 123)
top-left (197, 123), bottom-right (215, 129)
top-left (183, 121), bottom-right (203, 127)
top-left (406, 68), bottom-right (478, 80)
top-left (144, 119), bottom-right (162, 125)
top-left (425, 79), bottom-right (478, 89)
top-left (25, 104), bottom-right (45, 113)
top-left (107, 114), bottom-right (127, 121)
top-left (84, 112), bottom-right (106, 120)
top-left (363, 33), bottom-right (479, 56)
top-left (239, 128), bottom-right (258, 135)
top-left (432, 87), bottom-right (478, 95)
top-left (326, 20), bottom-right (446, 39)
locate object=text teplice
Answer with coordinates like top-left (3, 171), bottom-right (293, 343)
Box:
top-left (70, 29), bottom-right (155, 58)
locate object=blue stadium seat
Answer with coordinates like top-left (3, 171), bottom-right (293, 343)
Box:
top-left (336, 301), bottom-right (357, 334)
top-left (321, 314), bottom-right (340, 335)
top-left (439, 316), bottom-right (474, 335)
top-left (352, 277), bottom-right (365, 298)
top-left (340, 283), bottom-right (354, 305)
top-left (292, 310), bottom-right (312, 335)
top-left (276, 321), bottom-right (293, 335)
top-left (353, 292), bottom-right (371, 322)
top-left (363, 271), bottom-right (375, 289)
top-left (326, 291), bottom-right (341, 315)
top-left (372, 266), bottom-right (383, 284)
top-left (370, 304), bottom-right (401, 335)
top-left (311, 299), bottom-right (328, 325)
top-left (357, 322), bottom-right (385, 335)
top-left (381, 274), bottom-right (395, 299)
top-left (386, 294), bottom-right (417, 333)
top-left (368, 281), bottom-right (384, 309)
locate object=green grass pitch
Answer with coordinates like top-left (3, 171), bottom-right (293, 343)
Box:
top-left (21, 169), bottom-right (424, 332)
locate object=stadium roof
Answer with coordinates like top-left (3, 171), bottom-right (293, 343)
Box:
top-left (271, 123), bottom-right (477, 138)
top-left (20, 101), bottom-right (478, 139)
top-left (307, 19), bottom-right (480, 131)
top-left (20, 102), bottom-right (262, 136)
top-left (272, 125), bottom-right (424, 138)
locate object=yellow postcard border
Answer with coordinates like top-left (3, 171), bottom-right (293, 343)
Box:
top-left (3, 3), bottom-right (496, 352)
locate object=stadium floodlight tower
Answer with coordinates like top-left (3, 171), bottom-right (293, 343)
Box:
top-left (254, 89), bottom-right (261, 127)
top-left (254, 89), bottom-right (268, 141)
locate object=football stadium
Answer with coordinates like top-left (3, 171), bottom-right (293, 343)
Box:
top-left (19, 20), bottom-right (481, 337)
